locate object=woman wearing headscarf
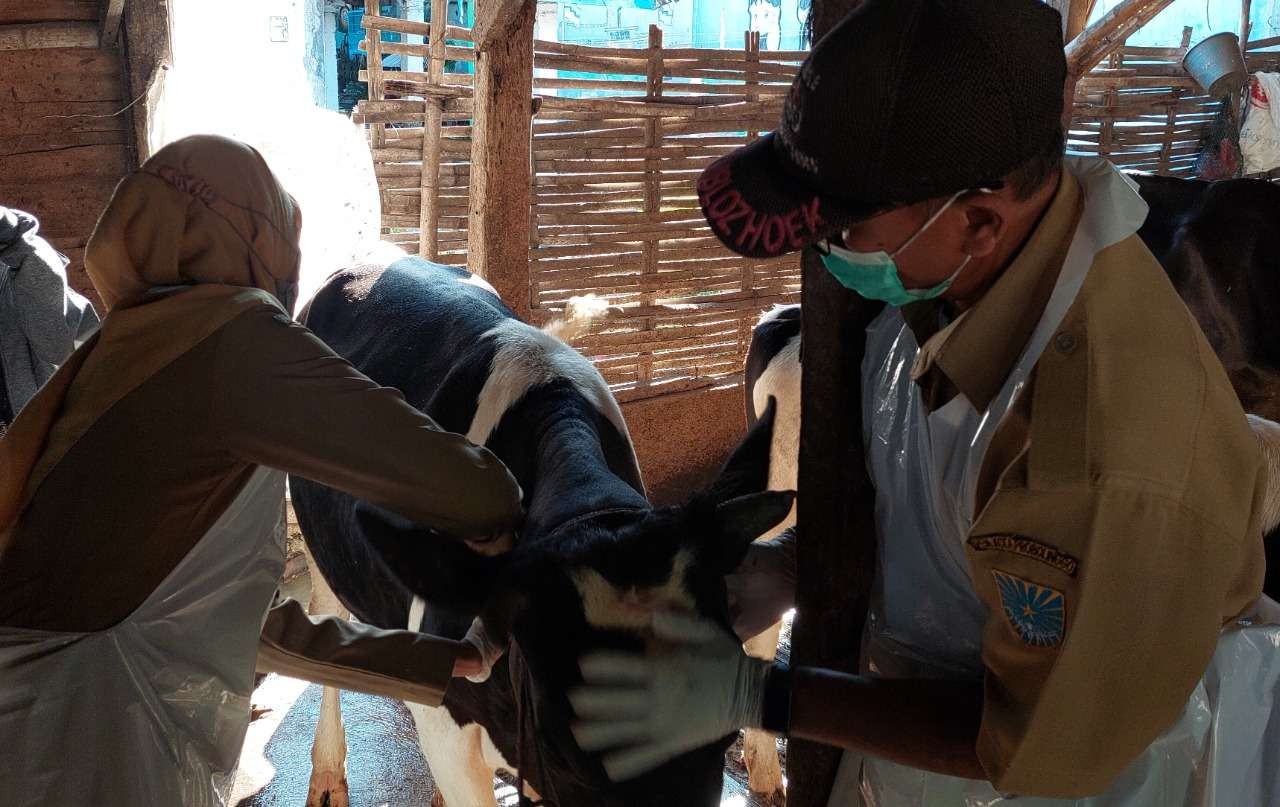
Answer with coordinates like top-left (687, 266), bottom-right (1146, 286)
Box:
top-left (0, 135), bottom-right (523, 805)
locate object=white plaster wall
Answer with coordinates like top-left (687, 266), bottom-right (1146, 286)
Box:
top-left (161, 0), bottom-right (382, 309)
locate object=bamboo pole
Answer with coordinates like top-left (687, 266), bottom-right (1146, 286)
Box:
top-left (419, 0), bottom-right (449, 260)
top-left (366, 12), bottom-right (388, 150)
top-left (1066, 0), bottom-right (1096, 40)
top-left (1065, 0), bottom-right (1178, 77)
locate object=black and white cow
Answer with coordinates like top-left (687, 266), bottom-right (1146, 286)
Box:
top-left (290, 255), bottom-right (793, 807)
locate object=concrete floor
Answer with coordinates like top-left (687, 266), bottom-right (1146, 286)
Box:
top-left (231, 569), bottom-right (788, 807)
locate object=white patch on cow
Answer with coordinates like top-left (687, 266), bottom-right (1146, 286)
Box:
top-left (756, 303), bottom-right (800, 330)
top-left (571, 550), bottom-right (694, 631)
top-left (1250, 414), bottom-right (1280, 534)
top-left (467, 319), bottom-right (632, 452)
top-left (743, 308), bottom-right (801, 798)
top-left (752, 335), bottom-right (801, 540)
top-left (459, 271), bottom-right (498, 296)
top-left (409, 700), bottom-right (515, 807)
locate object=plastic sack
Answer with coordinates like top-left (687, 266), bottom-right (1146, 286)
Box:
top-left (0, 467), bottom-right (286, 806)
top-left (1240, 72), bottom-right (1280, 175)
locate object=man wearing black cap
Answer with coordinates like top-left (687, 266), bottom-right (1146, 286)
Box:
top-left (568, 0), bottom-right (1280, 803)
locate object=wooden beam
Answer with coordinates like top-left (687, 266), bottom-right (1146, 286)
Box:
top-left (121, 0), bottom-right (173, 165)
top-left (1066, 0), bottom-right (1097, 41)
top-left (101, 0), bottom-right (124, 47)
top-left (1065, 0), bottom-right (1177, 78)
top-left (789, 0), bottom-right (877, 803)
top-left (0, 0), bottom-right (98, 23)
top-left (472, 0), bottom-right (528, 51)
top-left (0, 21), bottom-right (98, 49)
top-left (466, 0), bottom-right (534, 319)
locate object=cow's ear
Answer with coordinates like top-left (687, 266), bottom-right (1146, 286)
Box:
top-left (706, 490), bottom-right (795, 573)
top-left (707, 397), bottom-right (777, 504)
top-left (356, 503), bottom-right (509, 615)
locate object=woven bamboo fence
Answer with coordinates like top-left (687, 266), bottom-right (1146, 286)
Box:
top-left (353, 14), bottom-right (1249, 398)
top-left (355, 15), bottom-right (803, 399)
top-left (1067, 27), bottom-right (1218, 174)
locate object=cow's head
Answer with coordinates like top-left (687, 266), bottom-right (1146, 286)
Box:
top-left (357, 401), bottom-right (792, 806)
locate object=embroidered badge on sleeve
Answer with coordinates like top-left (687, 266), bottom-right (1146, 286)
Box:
top-left (991, 570), bottom-right (1066, 648)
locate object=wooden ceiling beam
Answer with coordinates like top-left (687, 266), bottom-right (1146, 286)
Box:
top-left (1066, 0), bottom-right (1178, 77)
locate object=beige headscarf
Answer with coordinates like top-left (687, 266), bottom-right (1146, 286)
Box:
top-left (0, 135), bottom-right (301, 532)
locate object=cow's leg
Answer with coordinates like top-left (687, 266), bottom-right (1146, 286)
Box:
top-left (743, 618), bottom-right (786, 799)
top-left (410, 702), bottom-right (499, 807)
top-left (303, 544), bottom-right (352, 807)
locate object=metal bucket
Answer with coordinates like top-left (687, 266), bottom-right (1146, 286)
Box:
top-left (1183, 32), bottom-right (1248, 97)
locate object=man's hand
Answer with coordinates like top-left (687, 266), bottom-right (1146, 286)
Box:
top-left (451, 640), bottom-right (485, 679)
top-left (568, 610), bottom-right (771, 781)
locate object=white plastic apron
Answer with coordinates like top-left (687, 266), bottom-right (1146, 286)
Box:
top-left (0, 466), bottom-right (286, 806)
top-left (828, 158), bottom-right (1280, 806)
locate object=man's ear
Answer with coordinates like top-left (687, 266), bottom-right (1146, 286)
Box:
top-left (356, 503), bottom-right (510, 615)
top-left (960, 198), bottom-right (1005, 259)
top-left (703, 490), bottom-right (795, 574)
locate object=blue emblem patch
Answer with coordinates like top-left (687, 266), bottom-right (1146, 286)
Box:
top-left (991, 570), bottom-right (1066, 648)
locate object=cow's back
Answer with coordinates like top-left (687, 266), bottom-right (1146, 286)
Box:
top-left (293, 258), bottom-right (513, 631)
top-left (303, 259), bottom-right (511, 434)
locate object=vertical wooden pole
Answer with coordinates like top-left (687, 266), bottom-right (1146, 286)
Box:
top-left (789, 0), bottom-right (880, 803)
top-left (122, 0), bottom-right (173, 166)
top-left (1066, 0), bottom-right (1096, 41)
top-left (367, 10), bottom-right (387, 152)
top-left (738, 30), bottom-right (762, 362)
top-left (467, 0), bottom-right (535, 320)
top-left (419, 0), bottom-right (448, 259)
top-left (637, 24), bottom-right (664, 390)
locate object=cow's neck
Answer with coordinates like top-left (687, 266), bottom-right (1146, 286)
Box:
top-left (489, 385), bottom-right (648, 543)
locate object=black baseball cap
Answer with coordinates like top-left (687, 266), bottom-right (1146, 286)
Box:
top-left (698, 0), bottom-right (1067, 258)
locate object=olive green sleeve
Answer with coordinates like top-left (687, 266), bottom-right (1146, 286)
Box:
top-left (213, 306), bottom-right (523, 536)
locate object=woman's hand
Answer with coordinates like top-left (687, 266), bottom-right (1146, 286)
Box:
top-left (451, 640), bottom-right (485, 678)
top-left (450, 617), bottom-right (508, 682)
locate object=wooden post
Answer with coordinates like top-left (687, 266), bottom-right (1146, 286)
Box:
top-left (1242, 0), bottom-right (1253, 52)
top-left (467, 0), bottom-right (534, 320)
top-left (419, 0), bottom-right (448, 259)
top-left (121, 0), bottom-right (173, 166)
top-left (367, 12), bottom-right (387, 151)
top-left (789, 0), bottom-right (880, 803)
top-left (636, 24), bottom-right (663, 390)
